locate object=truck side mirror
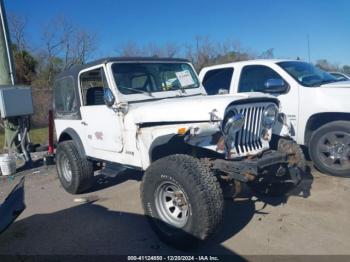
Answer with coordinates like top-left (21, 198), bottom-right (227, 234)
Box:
top-left (103, 88), bottom-right (115, 107)
top-left (263, 79), bottom-right (288, 93)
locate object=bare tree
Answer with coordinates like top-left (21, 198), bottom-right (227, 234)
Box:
top-left (37, 16), bottom-right (97, 86)
top-left (315, 59), bottom-right (338, 72)
top-left (259, 48), bottom-right (274, 59)
top-left (164, 42), bottom-right (180, 58)
top-left (8, 13), bottom-right (27, 51)
top-left (194, 36), bottom-right (217, 70)
top-left (116, 36), bottom-right (256, 71)
top-left (73, 29), bottom-right (97, 65)
top-left (117, 41), bottom-right (180, 58)
top-left (117, 41), bottom-right (142, 57)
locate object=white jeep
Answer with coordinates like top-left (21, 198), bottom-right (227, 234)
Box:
top-left (200, 60), bottom-right (350, 177)
top-left (53, 57), bottom-right (304, 248)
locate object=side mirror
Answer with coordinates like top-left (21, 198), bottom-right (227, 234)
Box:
top-left (263, 79), bottom-right (288, 93)
top-left (103, 88), bottom-right (115, 107)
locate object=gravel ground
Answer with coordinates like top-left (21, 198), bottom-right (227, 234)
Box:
top-left (0, 158), bottom-right (349, 260)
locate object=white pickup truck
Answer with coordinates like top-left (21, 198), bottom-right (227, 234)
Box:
top-left (199, 60), bottom-right (350, 177)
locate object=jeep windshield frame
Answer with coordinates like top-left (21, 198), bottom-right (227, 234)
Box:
top-left (110, 61), bottom-right (205, 102)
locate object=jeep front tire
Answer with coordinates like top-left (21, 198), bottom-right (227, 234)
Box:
top-left (140, 154), bottom-right (224, 249)
top-left (309, 121), bottom-right (350, 177)
top-left (56, 141), bottom-right (94, 194)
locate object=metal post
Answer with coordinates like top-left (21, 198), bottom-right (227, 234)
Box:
top-left (307, 34), bottom-right (311, 63)
top-left (0, 0), bottom-right (19, 151)
top-left (48, 110), bottom-right (54, 154)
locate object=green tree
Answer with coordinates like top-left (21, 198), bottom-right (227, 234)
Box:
top-left (12, 44), bottom-right (37, 85)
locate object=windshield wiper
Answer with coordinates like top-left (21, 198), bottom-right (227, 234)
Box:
top-left (312, 79), bottom-right (338, 86)
top-left (119, 86), bottom-right (153, 97)
top-left (322, 79), bottom-right (337, 84)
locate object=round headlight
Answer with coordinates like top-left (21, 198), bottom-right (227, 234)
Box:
top-left (263, 104), bottom-right (278, 128)
top-left (222, 109), bottom-right (245, 151)
top-left (223, 113), bottom-right (245, 137)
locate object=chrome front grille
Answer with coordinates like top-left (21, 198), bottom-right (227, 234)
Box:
top-left (230, 103), bottom-right (271, 157)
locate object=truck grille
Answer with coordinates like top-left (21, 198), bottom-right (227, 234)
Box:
top-left (230, 103), bottom-right (271, 158)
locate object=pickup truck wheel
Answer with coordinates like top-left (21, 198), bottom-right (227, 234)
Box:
top-left (140, 154), bottom-right (224, 249)
top-left (56, 141), bottom-right (94, 194)
top-left (309, 121), bottom-right (350, 177)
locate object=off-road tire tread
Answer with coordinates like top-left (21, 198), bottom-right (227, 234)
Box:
top-left (57, 141), bottom-right (94, 194)
top-left (289, 140), bottom-right (307, 172)
top-left (140, 154), bottom-right (224, 244)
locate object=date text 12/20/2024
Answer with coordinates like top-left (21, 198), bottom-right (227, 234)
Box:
top-left (127, 256), bottom-right (220, 261)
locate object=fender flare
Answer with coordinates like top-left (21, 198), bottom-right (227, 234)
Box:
top-left (58, 128), bottom-right (86, 157)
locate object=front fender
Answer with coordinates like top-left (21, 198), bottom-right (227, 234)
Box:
top-left (59, 128), bottom-right (86, 157)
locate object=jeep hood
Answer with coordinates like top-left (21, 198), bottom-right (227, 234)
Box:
top-left (127, 93), bottom-right (277, 124)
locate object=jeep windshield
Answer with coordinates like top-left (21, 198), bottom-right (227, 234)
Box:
top-left (112, 62), bottom-right (200, 96)
top-left (277, 61), bottom-right (339, 87)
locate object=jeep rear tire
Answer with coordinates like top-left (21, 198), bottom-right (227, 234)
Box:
top-left (140, 154), bottom-right (224, 249)
top-left (309, 121), bottom-right (350, 177)
top-left (56, 141), bottom-right (94, 194)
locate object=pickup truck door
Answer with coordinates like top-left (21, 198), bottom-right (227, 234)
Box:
top-left (79, 66), bottom-right (124, 160)
top-left (235, 64), bottom-right (299, 139)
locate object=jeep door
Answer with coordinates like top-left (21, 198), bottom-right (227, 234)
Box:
top-left (79, 66), bottom-right (124, 160)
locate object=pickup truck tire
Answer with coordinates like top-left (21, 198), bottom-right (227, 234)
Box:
top-left (309, 121), bottom-right (350, 177)
top-left (140, 154), bottom-right (224, 249)
top-left (56, 141), bottom-right (94, 194)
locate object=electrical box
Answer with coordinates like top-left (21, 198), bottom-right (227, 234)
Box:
top-left (0, 86), bottom-right (34, 118)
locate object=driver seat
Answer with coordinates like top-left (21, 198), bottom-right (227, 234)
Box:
top-left (86, 87), bottom-right (105, 106)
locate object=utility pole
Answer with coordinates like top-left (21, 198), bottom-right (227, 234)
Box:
top-left (0, 0), bottom-right (19, 150)
top-left (307, 34), bottom-right (311, 63)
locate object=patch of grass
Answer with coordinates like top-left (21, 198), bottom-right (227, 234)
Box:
top-left (0, 127), bottom-right (49, 151)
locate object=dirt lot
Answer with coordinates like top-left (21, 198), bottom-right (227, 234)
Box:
top-left (0, 158), bottom-right (349, 259)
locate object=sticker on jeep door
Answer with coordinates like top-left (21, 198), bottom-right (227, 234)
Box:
top-left (175, 70), bottom-right (195, 87)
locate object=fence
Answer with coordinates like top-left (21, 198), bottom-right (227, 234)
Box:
top-left (31, 89), bottom-right (53, 128)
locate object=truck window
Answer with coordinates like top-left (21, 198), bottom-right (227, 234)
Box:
top-left (54, 76), bottom-right (78, 114)
top-left (80, 68), bottom-right (109, 106)
top-left (238, 65), bottom-right (285, 93)
top-left (202, 68), bottom-right (233, 95)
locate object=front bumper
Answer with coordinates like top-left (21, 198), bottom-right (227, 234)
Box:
top-left (212, 150), bottom-right (301, 185)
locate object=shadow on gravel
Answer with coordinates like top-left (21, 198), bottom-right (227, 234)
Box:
top-left (86, 170), bottom-right (143, 193)
top-left (16, 159), bottom-right (45, 174)
top-left (0, 161), bottom-right (314, 261)
top-left (0, 202), bottom-right (246, 261)
top-left (0, 171), bottom-right (314, 259)
top-left (247, 166), bottom-right (314, 208)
